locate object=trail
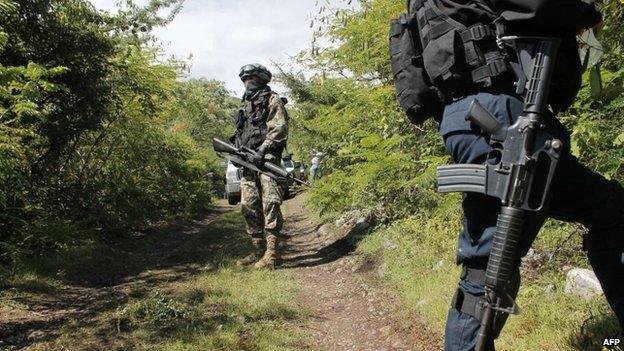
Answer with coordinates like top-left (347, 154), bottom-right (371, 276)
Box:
top-left (0, 205), bottom-right (236, 349)
top-left (0, 194), bottom-right (436, 350)
top-left (280, 196), bottom-right (436, 351)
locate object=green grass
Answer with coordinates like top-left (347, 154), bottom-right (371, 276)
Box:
top-left (76, 268), bottom-right (304, 351)
top-left (353, 195), bottom-right (621, 351)
top-left (42, 268), bottom-right (304, 351)
top-left (2, 206), bottom-right (306, 351)
top-left (136, 269), bottom-right (304, 351)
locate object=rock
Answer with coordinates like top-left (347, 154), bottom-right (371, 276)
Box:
top-left (337, 209), bottom-right (373, 235)
top-left (434, 259), bottom-right (444, 270)
top-left (379, 325), bottom-right (392, 336)
top-left (352, 216), bottom-right (371, 233)
top-left (564, 268), bottom-right (603, 299)
top-left (201, 263), bottom-right (216, 272)
top-left (317, 223), bottom-right (335, 237)
top-left (383, 240), bottom-right (398, 250)
top-left (522, 248), bottom-right (545, 267)
top-left (416, 299), bottom-right (428, 307)
top-left (544, 284), bottom-right (555, 293)
top-left (27, 331), bottom-right (46, 341)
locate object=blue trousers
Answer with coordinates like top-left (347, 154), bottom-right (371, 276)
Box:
top-left (310, 165), bottom-right (320, 180)
top-left (440, 93), bottom-right (624, 351)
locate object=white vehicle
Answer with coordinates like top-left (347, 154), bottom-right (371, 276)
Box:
top-left (223, 154), bottom-right (301, 204)
top-left (280, 154), bottom-right (296, 199)
top-left (281, 154), bottom-right (295, 175)
top-left (225, 159), bottom-right (242, 205)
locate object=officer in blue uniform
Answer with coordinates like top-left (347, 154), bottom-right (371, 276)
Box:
top-left (410, 0), bottom-right (623, 350)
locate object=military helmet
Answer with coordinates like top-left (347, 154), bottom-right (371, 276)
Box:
top-left (239, 63), bottom-right (272, 83)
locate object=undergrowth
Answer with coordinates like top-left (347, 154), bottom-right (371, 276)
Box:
top-left (353, 202), bottom-right (621, 350)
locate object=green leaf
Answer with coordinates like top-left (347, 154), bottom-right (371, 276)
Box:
top-left (614, 132), bottom-right (624, 146)
top-left (360, 134), bottom-right (381, 148)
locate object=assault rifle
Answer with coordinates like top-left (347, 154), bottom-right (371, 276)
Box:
top-left (212, 138), bottom-right (309, 187)
top-left (436, 37), bottom-right (563, 350)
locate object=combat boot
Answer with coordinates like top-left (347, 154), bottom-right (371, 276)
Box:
top-left (236, 237), bottom-right (265, 267)
top-left (254, 234), bottom-right (279, 269)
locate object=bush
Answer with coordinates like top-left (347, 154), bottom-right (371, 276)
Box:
top-left (0, 1), bottom-right (236, 273)
top-left (117, 291), bottom-right (193, 331)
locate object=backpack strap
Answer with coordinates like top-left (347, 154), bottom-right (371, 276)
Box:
top-left (460, 24), bottom-right (496, 43)
top-left (471, 58), bottom-right (508, 82)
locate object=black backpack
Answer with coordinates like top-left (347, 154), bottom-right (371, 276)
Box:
top-left (389, 0), bottom-right (444, 125)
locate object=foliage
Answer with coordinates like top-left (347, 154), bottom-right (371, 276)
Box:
top-left (25, 210), bottom-right (303, 350)
top-left (169, 78), bottom-right (238, 146)
top-left (118, 291), bottom-right (192, 330)
top-left (283, 0), bottom-right (447, 221)
top-left (287, 0), bottom-right (623, 216)
top-left (167, 77), bottom-right (238, 191)
top-left (284, 0), bottom-right (624, 348)
top-left (0, 1), bottom-right (235, 273)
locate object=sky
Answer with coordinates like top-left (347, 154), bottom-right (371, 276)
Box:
top-left (90, 0), bottom-right (334, 96)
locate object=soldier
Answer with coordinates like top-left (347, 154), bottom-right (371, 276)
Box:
top-left (404, 0), bottom-right (623, 349)
top-left (232, 63), bottom-right (288, 269)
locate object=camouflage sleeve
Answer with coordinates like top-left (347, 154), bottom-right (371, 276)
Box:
top-left (261, 93), bottom-right (288, 151)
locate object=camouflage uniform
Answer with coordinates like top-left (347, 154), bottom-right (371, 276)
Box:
top-left (240, 92), bottom-right (288, 236)
top-left (233, 63), bottom-right (289, 268)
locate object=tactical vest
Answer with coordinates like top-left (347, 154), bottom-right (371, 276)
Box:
top-left (390, 0), bottom-right (512, 125)
top-left (234, 87), bottom-right (272, 150)
top-left (415, 0), bottom-right (509, 94)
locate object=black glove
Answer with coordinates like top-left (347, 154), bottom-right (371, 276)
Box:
top-left (250, 145), bottom-right (267, 165)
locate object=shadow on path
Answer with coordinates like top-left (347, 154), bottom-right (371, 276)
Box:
top-left (0, 202), bottom-right (246, 348)
top-left (278, 197), bottom-right (366, 269)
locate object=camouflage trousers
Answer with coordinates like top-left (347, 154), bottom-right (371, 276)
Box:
top-left (240, 168), bottom-right (284, 237)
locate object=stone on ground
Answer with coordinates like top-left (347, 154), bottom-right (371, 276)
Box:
top-left (564, 268), bottom-right (603, 299)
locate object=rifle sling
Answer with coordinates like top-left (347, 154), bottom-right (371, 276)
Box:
top-left (452, 288), bottom-right (486, 321)
top-left (451, 266), bottom-right (487, 320)
top-left (461, 265), bottom-right (486, 283)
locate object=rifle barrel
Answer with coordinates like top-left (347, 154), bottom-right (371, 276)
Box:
top-left (212, 138), bottom-right (240, 155)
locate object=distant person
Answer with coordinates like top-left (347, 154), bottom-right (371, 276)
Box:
top-left (232, 63), bottom-right (288, 269)
top-left (310, 149), bottom-right (324, 180)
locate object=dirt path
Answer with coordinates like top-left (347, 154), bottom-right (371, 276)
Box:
top-left (280, 196), bottom-right (434, 351)
top-left (1, 194), bottom-right (434, 350)
top-left (0, 203), bottom-right (236, 349)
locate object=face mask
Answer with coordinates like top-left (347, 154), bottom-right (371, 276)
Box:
top-left (244, 79), bottom-right (265, 92)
